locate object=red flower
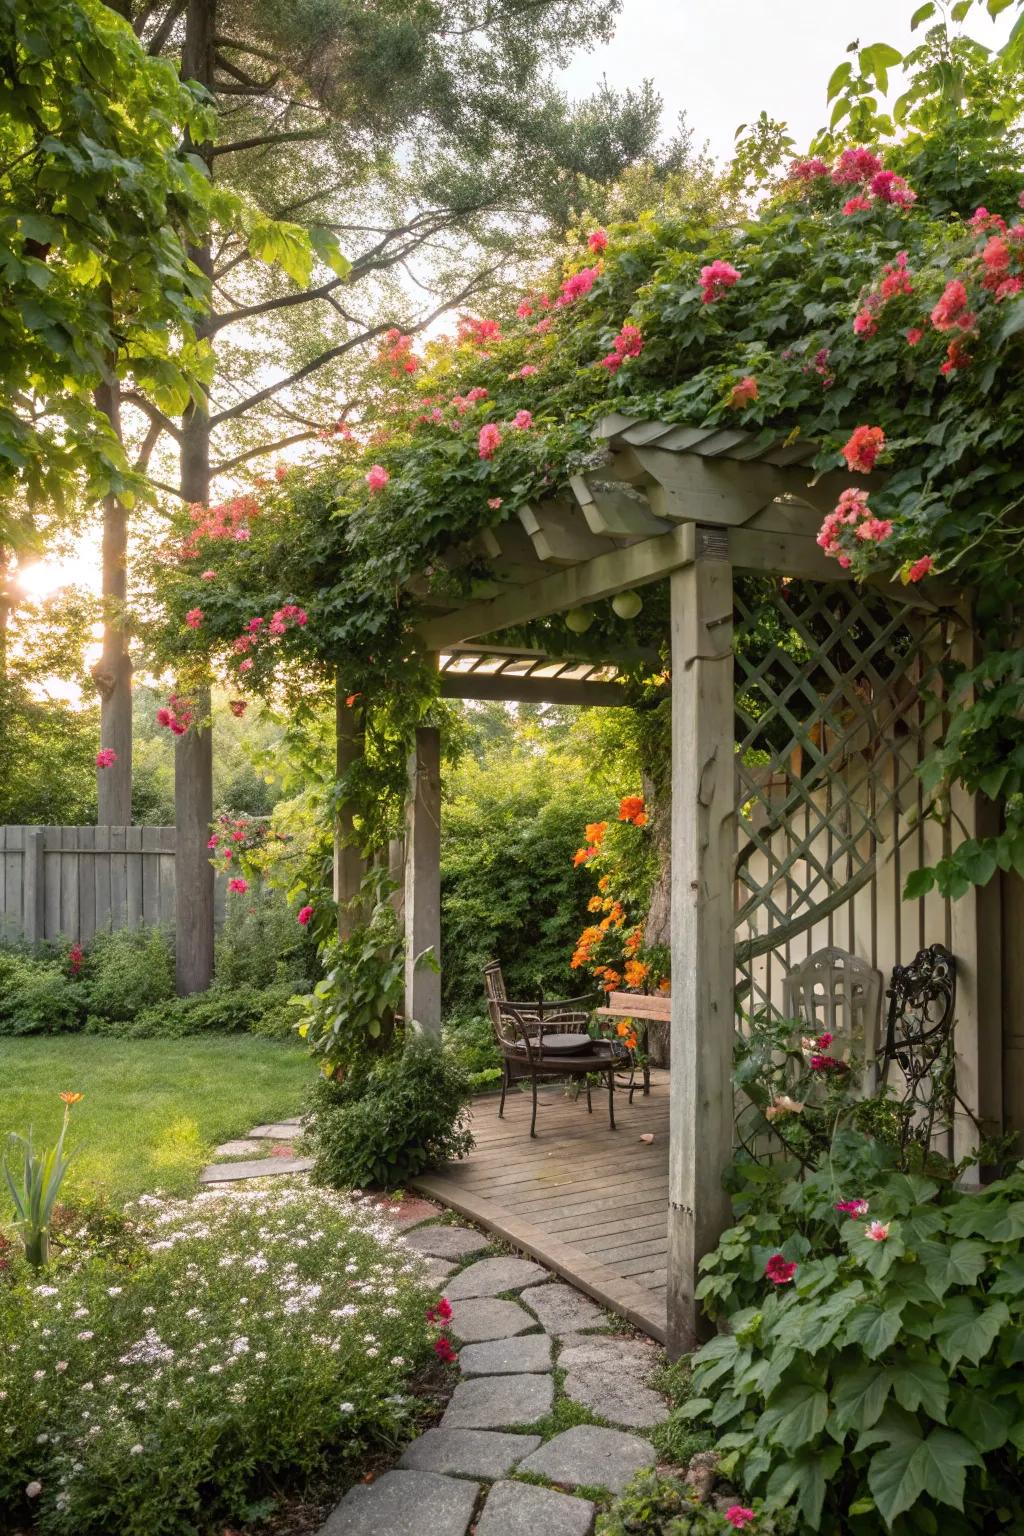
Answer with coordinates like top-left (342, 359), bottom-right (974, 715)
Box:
top-left (764, 1254), bottom-right (797, 1285)
top-left (297, 905), bottom-right (314, 926)
top-left (228, 877), bottom-right (248, 895)
top-left (728, 375), bottom-right (759, 408)
top-left (618, 794), bottom-right (646, 825)
top-left (95, 748), bottom-right (117, 768)
top-left (841, 425), bottom-right (885, 474)
top-left (588, 228), bottom-right (609, 252)
top-left (725, 1510), bottom-right (757, 1531)
top-left (699, 259), bottom-right (740, 303)
top-left (906, 555), bottom-right (934, 583)
top-left (434, 1336), bottom-right (457, 1364)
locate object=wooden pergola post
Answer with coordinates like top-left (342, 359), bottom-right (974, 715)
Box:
top-left (667, 525), bottom-right (736, 1355)
top-left (334, 679), bottom-right (365, 939)
top-left (404, 725), bottom-right (442, 1033)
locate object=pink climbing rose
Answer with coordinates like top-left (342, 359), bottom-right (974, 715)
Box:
top-left (788, 157), bottom-right (829, 180)
top-left (366, 464), bottom-right (390, 493)
top-left (906, 327), bottom-right (924, 346)
top-left (866, 1221), bottom-right (891, 1242)
top-left (511, 410), bottom-right (533, 430)
top-left (297, 904), bottom-right (314, 926)
top-left (700, 259), bottom-right (740, 303)
top-left (905, 555), bottom-right (934, 583)
top-left (832, 147), bottom-right (882, 184)
top-left (95, 749), bottom-right (117, 768)
top-left (930, 279), bottom-right (975, 332)
top-left (478, 423), bottom-right (502, 459)
top-left (836, 1199), bottom-right (870, 1218)
top-left (842, 425), bottom-right (885, 474)
top-left (728, 376), bottom-right (759, 408)
top-left (764, 1254), bottom-right (797, 1285)
top-left (843, 196), bottom-right (873, 215)
top-left (185, 608), bottom-right (203, 629)
top-left (725, 1511), bottom-right (756, 1531)
top-left (227, 878), bottom-right (248, 895)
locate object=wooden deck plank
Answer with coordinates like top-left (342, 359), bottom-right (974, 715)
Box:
top-left (412, 1070), bottom-right (670, 1343)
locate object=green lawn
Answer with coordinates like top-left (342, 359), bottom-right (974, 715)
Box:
top-left (0, 1036), bottom-right (314, 1205)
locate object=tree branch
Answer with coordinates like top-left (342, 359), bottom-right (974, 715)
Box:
top-left (210, 430), bottom-right (324, 478)
top-left (133, 418), bottom-right (164, 473)
top-left (121, 392), bottom-right (183, 444)
top-left (209, 128), bottom-right (325, 158)
top-left (146, 0), bottom-right (185, 56)
top-left (213, 34), bottom-right (280, 65)
top-left (209, 274), bottom-right (347, 334)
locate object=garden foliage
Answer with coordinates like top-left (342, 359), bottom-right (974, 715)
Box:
top-left (0, 1183), bottom-right (441, 1534)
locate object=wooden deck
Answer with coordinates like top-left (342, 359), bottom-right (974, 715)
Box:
top-left (413, 1068), bottom-right (670, 1342)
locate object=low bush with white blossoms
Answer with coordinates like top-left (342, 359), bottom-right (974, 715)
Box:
top-left (0, 1182), bottom-right (448, 1535)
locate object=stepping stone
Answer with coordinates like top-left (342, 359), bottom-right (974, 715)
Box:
top-left (519, 1283), bottom-right (605, 1336)
top-left (440, 1372), bottom-right (554, 1429)
top-left (249, 1121), bottom-right (303, 1139)
top-left (449, 1299), bottom-right (535, 1343)
top-left (444, 1257), bottom-right (548, 1300)
top-left (419, 1257), bottom-right (457, 1289)
top-left (319, 1469), bottom-right (477, 1536)
top-left (397, 1428), bottom-right (541, 1479)
top-left (459, 1334), bottom-right (552, 1377)
top-left (558, 1335), bottom-right (668, 1428)
top-left (477, 1480), bottom-right (595, 1536)
top-left (517, 1426), bottom-right (654, 1493)
top-left (214, 1139), bottom-right (266, 1157)
top-left (368, 1195), bottom-right (441, 1230)
top-left (199, 1157), bottom-right (313, 1183)
top-left (403, 1225), bottom-right (491, 1262)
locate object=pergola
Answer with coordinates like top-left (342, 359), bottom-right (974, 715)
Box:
top-left (336, 413), bottom-right (1001, 1355)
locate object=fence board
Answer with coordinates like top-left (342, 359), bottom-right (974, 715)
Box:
top-left (126, 825), bottom-right (144, 926)
top-left (3, 826), bottom-right (23, 940)
top-left (43, 826), bottom-right (62, 941)
top-left (141, 826), bottom-right (161, 925)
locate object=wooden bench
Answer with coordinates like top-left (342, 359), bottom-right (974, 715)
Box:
top-left (595, 991), bottom-right (671, 1096)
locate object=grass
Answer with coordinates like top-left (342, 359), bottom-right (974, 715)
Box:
top-left (0, 1035), bottom-right (313, 1205)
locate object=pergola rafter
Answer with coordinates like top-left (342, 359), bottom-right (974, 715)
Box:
top-left (334, 414), bottom-right (998, 1354)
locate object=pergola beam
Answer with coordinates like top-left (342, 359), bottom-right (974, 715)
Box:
top-left (419, 522), bottom-right (695, 650)
top-left (439, 672), bottom-right (631, 706)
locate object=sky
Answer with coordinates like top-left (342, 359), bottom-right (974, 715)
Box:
top-left (560, 0), bottom-right (1013, 163)
top-left (15, 0), bottom-right (1015, 608)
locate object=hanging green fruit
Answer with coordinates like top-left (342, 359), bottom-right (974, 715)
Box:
top-left (612, 590), bottom-right (643, 620)
top-left (565, 607), bottom-right (595, 633)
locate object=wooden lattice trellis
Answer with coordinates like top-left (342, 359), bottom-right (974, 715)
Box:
top-left (731, 577), bottom-right (955, 1021)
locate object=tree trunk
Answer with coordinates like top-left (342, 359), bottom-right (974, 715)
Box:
top-left (93, 378), bottom-right (133, 825)
top-left (174, 0), bottom-right (216, 995)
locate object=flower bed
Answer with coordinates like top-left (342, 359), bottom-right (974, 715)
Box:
top-left (0, 1181), bottom-right (441, 1534)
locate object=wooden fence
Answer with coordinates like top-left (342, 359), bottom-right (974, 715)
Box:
top-left (0, 826), bottom-right (226, 945)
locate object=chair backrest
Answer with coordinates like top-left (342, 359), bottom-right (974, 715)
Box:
top-left (782, 946), bottom-right (884, 1095)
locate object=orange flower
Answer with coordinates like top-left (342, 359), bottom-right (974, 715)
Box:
top-left (616, 1020), bottom-right (638, 1049)
top-left (624, 959), bottom-right (650, 989)
top-left (597, 875), bottom-right (611, 893)
top-left (602, 970), bottom-right (621, 991)
top-left (624, 930), bottom-right (642, 956)
top-left (572, 848), bottom-right (590, 867)
top-left (618, 794), bottom-right (645, 824)
top-left (633, 811), bottom-right (648, 826)
top-left (585, 820), bottom-right (608, 847)
top-left (59, 1091), bottom-right (83, 1106)
top-left (658, 977), bottom-right (671, 994)
top-left (587, 895), bottom-right (605, 913)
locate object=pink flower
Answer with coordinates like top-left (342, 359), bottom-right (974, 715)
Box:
top-left (201, 570), bottom-right (216, 581)
top-left (906, 327), bottom-right (924, 346)
top-left (866, 1221), bottom-right (890, 1242)
top-left (725, 1510), bottom-right (756, 1531)
top-left (207, 835), bottom-right (219, 849)
top-left (516, 300), bottom-right (534, 318)
top-left (239, 658), bottom-right (253, 673)
top-left (227, 878), bottom-right (248, 894)
top-left (906, 554), bottom-right (934, 583)
top-left (558, 265), bottom-right (600, 305)
top-left (832, 146), bottom-right (883, 184)
top-left (434, 1336), bottom-right (458, 1364)
top-left (246, 617), bottom-right (264, 633)
top-left (297, 905), bottom-right (314, 926)
top-left (437, 1296), bottom-right (452, 1321)
top-left (930, 279), bottom-right (975, 333)
top-left (700, 259), bottom-right (740, 303)
top-left (366, 464), bottom-right (390, 494)
top-left (511, 410), bottom-right (533, 430)
top-left (788, 157), bottom-right (829, 181)
top-left (843, 195), bottom-right (874, 215)
top-left (810, 1053), bottom-right (846, 1072)
top-left (995, 276), bottom-right (1024, 300)
top-left (95, 748), bottom-right (117, 768)
top-left (185, 608), bottom-right (203, 629)
top-left (519, 364), bottom-right (538, 377)
top-left (478, 423), bottom-right (502, 459)
top-left (816, 1031), bottom-right (833, 1048)
top-left (870, 170), bottom-right (916, 207)
top-left (466, 386), bottom-right (489, 403)
top-left (765, 1254), bottom-right (797, 1285)
top-left (853, 306), bottom-right (879, 337)
top-left (588, 228), bottom-right (609, 252)
top-left (597, 322), bottom-right (644, 374)
top-left (836, 1199), bottom-right (870, 1218)
top-left (728, 375), bottom-right (759, 408)
top-left (274, 464), bottom-right (287, 482)
top-left (842, 425), bottom-right (885, 474)
top-left (880, 251), bottom-right (913, 299)
top-left (940, 338), bottom-right (972, 374)
top-left (487, 497), bottom-right (503, 509)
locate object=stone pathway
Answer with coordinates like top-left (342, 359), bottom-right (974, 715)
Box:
top-left (318, 1213), bottom-right (670, 1536)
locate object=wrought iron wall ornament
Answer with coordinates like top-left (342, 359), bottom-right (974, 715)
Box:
top-left (879, 943), bottom-right (965, 1151)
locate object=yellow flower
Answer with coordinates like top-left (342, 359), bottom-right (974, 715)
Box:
top-left (59, 1091), bottom-right (83, 1106)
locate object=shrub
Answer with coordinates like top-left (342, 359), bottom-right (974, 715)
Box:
top-left (0, 1182), bottom-right (443, 1534)
top-left (308, 1033), bottom-right (474, 1189)
top-left (597, 1471), bottom-right (797, 1535)
top-left (444, 1012), bottom-right (501, 1077)
top-left (0, 952), bottom-right (82, 1035)
top-left (684, 1155), bottom-right (1024, 1531)
top-left (215, 882), bottom-right (315, 990)
top-left (83, 927), bottom-right (174, 1022)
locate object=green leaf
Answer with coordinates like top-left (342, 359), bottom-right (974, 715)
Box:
top-left (951, 0), bottom-right (973, 18)
top-left (911, 1), bottom-right (937, 25)
top-left (920, 1239), bottom-right (989, 1299)
top-left (891, 1355), bottom-right (949, 1422)
top-left (767, 1446), bottom-right (842, 1530)
top-left (827, 62), bottom-right (853, 101)
top-left (997, 297), bottom-right (1024, 345)
top-left (761, 1382), bottom-right (829, 1454)
top-left (933, 1297), bottom-right (1009, 1367)
top-left (844, 1302), bottom-right (904, 1359)
top-left (911, 1428), bottom-right (982, 1508)
top-left (832, 1364), bottom-right (891, 1432)
top-left (989, 0), bottom-right (1015, 13)
top-left (950, 1392), bottom-right (1013, 1452)
top-left (903, 867), bottom-right (936, 901)
top-left (869, 1433), bottom-right (927, 1525)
